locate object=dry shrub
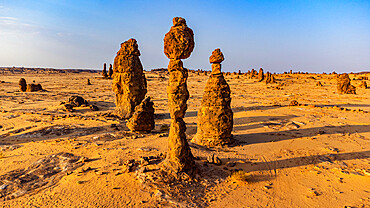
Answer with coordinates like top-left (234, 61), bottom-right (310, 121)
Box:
top-left (228, 170), bottom-right (249, 185)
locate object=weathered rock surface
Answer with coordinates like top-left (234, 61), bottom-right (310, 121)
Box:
top-left (26, 84), bottom-right (43, 92)
top-left (337, 73), bottom-right (356, 94)
top-left (359, 80), bottom-right (367, 89)
top-left (112, 38), bottom-right (147, 119)
top-left (258, 68), bottom-right (264, 82)
top-left (19, 78), bottom-right (26, 92)
top-left (164, 17), bottom-right (195, 60)
top-left (192, 49), bottom-right (233, 147)
top-left (163, 17), bottom-right (195, 173)
top-left (127, 97), bottom-right (155, 132)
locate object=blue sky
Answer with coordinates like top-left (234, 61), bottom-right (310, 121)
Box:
top-left (0, 0), bottom-right (369, 73)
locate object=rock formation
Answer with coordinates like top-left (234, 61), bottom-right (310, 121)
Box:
top-left (102, 63), bottom-right (108, 78)
top-left (258, 68), bottom-right (264, 82)
top-left (112, 38), bottom-right (147, 119)
top-left (127, 97), bottom-right (155, 132)
top-left (108, 64), bottom-right (113, 78)
top-left (163, 17), bottom-right (195, 173)
top-left (337, 73), bottom-right (356, 94)
top-left (26, 84), bottom-right (43, 92)
top-left (316, 81), bottom-right (323, 87)
top-left (19, 78), bottom-right (26, 92)
top-left (191, 49), bottom-right (233, 147)
top-left (359, 81), bottom-right (367, 89)
top-left (265, 72), bottom-right (276, 84)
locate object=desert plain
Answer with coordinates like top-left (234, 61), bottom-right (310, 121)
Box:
top-left (0, 68), bottom-right (369, 208)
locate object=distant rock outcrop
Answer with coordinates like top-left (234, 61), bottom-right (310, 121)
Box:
top-left (108, 64), bottom-right (113, 78)
top-left (192, 49), bottom-right (233, 147)
top-left (265, 72), bottom-right (276, 84)
top-left (112, 38), bottom-right (147, 119)
top-left (163, 17), bottom-right (195, 173)
top-left (258, 68), bottom-right (264, 82)
top-left (337, 73), bottom-right (356, 94)
top-left (127, 97), bottom-right (155, 132)
top-left (102, 63), bottom-right (108, 78)
top-left (19, 78), bottom-right (27, 92)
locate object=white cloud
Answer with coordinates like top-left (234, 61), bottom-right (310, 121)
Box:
top-left (0, 16), bottom-right (42, 36)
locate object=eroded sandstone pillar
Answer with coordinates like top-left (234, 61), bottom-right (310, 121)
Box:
top-left (112, 39), bottom-right (147, 119)
top-left (163, 17), bottom-right (195, 173)
top-left (191, 49), bottom-right (233, 147)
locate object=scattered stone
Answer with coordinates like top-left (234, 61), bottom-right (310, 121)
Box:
top-left (127, 97), bottom-right (155, 132)
top-left (64, 104), bottom-right (74, 112)
top-left (19, 78), bottom-right (27, 92)
top-left (68, 96), bottom-right (89, 107)
top-left (192, 48), bottom-right (233, 147)
top-left (87, 79), bottom-right (92, 85)
top-left (337, 73), bottom-right (356, 94)
top-left (89, 105), bottom-right (99, 111)
top-left (207, 154), bottom-right (222, 165)
top-left (316, 81), bottom-right (323, 87)
top-left (289, 100), bottom-right (299, 106)
top-left (112, 38), bottom-right (147, 119)
top-left (163, 17), bottom-right (195, 173)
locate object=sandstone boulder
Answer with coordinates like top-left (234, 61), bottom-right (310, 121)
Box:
top-left (127, 97), bottom-right (155, 132)
top-left (337, 74), bottom-right (356, 94)
top-left (26, 84), bottom-right (43, 92)
top-left (164, 17), bottom-right (195, 60)
top-left (19, 78), bottom-right (26, 92)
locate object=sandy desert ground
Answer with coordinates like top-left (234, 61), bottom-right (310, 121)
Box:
top-left (0, 69), bottom-right (369, 208)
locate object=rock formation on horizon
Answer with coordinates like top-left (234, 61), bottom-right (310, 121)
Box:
top-left (108, 64), bottom-right (113, 78)
top-left (265, 72), bottom-right (276, 84)
top-left (191, 49), bottom-right (233, 147)
top-left (258, 68), bottom-right (264, 82)
top-left (337, 73), bottom-right (356, 94)
top-left (163, 17), bottom-right (195, 173)
top-left (127, 97), bottom-right (155, 132)
top-left (19, 78), bottom-right (26, 92)
top-left (112, 38), bottom-right (147, 119)
top-left (102, 63), bottom-right (108, 78)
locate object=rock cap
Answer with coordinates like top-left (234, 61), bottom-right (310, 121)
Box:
top-left (209, 49), bottom-right (224, 64)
